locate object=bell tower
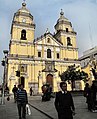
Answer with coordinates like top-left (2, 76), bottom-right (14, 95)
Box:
top-left (7, 1), bottom-right (36, 92)
top-left (9, 2), bottom-right (35, 55)
top-left (54, 9), bottom-right (77, 48)
top-left (10, 2), bottom-right (35, 42)
top-left (54, 9), bottom-right (78, 59)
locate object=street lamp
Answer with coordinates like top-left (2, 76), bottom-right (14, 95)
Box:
top-left (38, 71), bottom-right (42, 94)
top-left (1, 50), bottom-right (8, 104)
top-left (38, 71), bottom-right (41, 88)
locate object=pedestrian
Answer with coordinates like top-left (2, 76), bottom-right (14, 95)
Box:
top-left (16, 84), bottom-right (28, 119)
top-left (5, 85), bottom-right (9, 94)
top-left (91, 81), bottom-right (97, 111)
top-left (30, 87), bottom-right (33, 96)
top-left (12, 85), bottom-right (18, 103)
top-left (41, 84), bottom-right (51, 101)
top-left (54, 81), bottom-right (75, 119)
top-left (83, 83), bottom-right (90, 101)
top-left (83, 83), bottom-right (94, 111)
top-left (4, 84), bottom-right (9, 96)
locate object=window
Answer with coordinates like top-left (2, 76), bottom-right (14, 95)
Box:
top-left (57, 53), bottom-right (59, 59)
top-left (47, 38), bottom-right (50, 43)
top-left (19, 64), bottom-right (27, 73)
top-left (67, 37), bottom-right (72, 46)
top-left (66, 28), bottom-right (68, 32)
top-left (21, 29), bottom-right (26, 40)
top-left (21, 66), bottom-right (24, 72)
top-left (47, 49), bottom-right (51, 58)
top-left (38, 52), bottom-right (41, 57)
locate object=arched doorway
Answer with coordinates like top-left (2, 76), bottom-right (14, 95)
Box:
top-left (46, 74), bottom-right (53, 86)
top-left (19, 77), bottom-right (25, 88)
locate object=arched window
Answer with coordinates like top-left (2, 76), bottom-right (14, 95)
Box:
top-left (21, 66), bottom-right (24, 72)
top-left (67, 37), bottom-right (72, 46)
top-left (21, 29), bottom-right (26, 40)
top-left (47, 49), bottom-right (51, 58)
top-left (47, 38), bottom-right (50, 43)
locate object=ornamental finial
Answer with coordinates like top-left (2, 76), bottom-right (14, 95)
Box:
top-left (22, 0), bottom-right (26, 7)
top-left (60, 9), bottom-right (64, 16)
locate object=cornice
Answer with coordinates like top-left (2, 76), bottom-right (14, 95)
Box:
top-left (54, 30), bottom-right (76, 37)
top-left (10, 39), bottom-right (33, 45)
top-left (12, 21), bottom-right (35, 29)
top-left (55, 20), bottom-right (72, 27)
top-left (15, 12), bottom-right (33, 20)
top-left (8, 54), bottom-right (80, 63)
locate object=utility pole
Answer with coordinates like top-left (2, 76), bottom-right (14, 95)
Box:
top-left (1, 50), bottom-right (8, 105)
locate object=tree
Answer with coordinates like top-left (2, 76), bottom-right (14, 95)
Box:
top-left (59, 65), bottom-right (88, 90)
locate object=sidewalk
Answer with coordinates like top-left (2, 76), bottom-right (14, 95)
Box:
top-left (0, 95), bottom-right (97, 119)
top-left (0, 95), bottom-right (53, 119)
top-left (0, 96), bottom-right (18, 119)
top-left (29, 96), bottom-right (58, 119)
top-left (28, 95), bottom-right (97, 119)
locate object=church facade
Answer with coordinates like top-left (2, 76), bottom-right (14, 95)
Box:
top-left (7, 2), bottom-right (80, 93)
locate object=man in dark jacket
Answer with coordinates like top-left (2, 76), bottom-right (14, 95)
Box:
top-left (12, 85), bottom-right (18, 103)
top-left (84, 83), bottom-right (92, 111)
top-left (16, 84), bottom-right (28, 119)
top-left (54, 81), bottom-right (75, 119)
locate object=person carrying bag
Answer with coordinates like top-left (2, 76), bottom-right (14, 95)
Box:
top-left (26, 104), bottom-right (31, 115)
top-left (16, 84), bottom-right (28, 119)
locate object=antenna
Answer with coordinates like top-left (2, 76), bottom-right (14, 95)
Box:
top-left (89, 23), bottom-right (93, 48)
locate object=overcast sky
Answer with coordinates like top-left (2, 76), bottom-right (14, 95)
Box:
top-left (1, 0), bottom-right (97, 81)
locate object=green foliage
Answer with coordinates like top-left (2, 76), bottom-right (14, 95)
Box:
top-left (59, 65), bottom-right (88, 82)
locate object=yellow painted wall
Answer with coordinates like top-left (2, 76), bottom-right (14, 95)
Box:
top-left (7, 4), bottom-right (81, 94)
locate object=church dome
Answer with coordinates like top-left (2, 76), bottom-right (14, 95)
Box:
top-left (12, 2), bottom-right (34, 25)
top-left (57, 9), bottom-right (69, 23)
top-left (17, 2), bottom-right (30, 14)
top-left (54, 9), bottom-right (72, 32)
top-left (11, 2), bottom-right (35, 35)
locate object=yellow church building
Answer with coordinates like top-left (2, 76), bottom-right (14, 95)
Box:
top-left (7, 2), bottom-right (80, 94)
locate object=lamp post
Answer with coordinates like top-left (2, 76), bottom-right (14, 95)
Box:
top-left (1, 50), bottom-right (8, 104)
top-left (38, 71), bottom-right (42, 93)
top-left (38, 71), bottom-right (41, 88)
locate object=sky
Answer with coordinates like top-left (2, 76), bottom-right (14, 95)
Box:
top-left (1, 0), bottom-right (97, 81)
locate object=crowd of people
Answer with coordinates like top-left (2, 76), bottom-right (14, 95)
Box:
top-left (1, 80), bottom-right (97, 119)
top-left (84, 81), bottom-right (97, 112)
